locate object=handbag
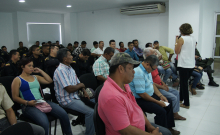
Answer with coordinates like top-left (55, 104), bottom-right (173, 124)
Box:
top-left (161, 61), bottom-right (171, 70)
top-left (194, 66), bottom-right (203, 73)
top-left (78, 88), bottom-right (95, 98)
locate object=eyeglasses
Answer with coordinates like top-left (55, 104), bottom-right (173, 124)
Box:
top-left (150, 64), bottom-right (156, 71)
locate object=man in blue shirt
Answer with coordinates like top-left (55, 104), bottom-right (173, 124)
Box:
top-left (124, 42), bottom-right (139, 61)
top-left (129, 55), bottom-right (180, 135)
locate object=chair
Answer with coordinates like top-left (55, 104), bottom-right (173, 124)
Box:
top-left (94, 84), bottom-right (103, 103)
top-left (0, 122), bottom-right (34, 135)
top-left (79, 73), bottom-right (98, 90)
top-left (93, 103), bottom-right (105, 135)
top-left (0, 76), bottom-right (58, 135)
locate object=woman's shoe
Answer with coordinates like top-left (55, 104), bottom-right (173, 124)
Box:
top-left (180, 103), bottom-right (190, 109)
top-left (189, 85), bottom-right (197, 95)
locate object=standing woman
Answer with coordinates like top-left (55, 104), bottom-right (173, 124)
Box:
top-left (175, 23), bottom-right (196, 109)
top-left (11, 57), bottom-right (73, 135)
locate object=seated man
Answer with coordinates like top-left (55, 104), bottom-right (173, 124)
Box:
top-left (67, 43), bottom-right (74, 54)
top-left (99, 53), bottom-right (171, 135)
top-left (195, 42), bottom-right (219, 87)
top-left (0, 84), bottom-right (44, 135)
top-left (91, 41), bottom-right (99, 53)
top-left (91, 41), bottom-right (106, 57)
top-left (71, 49), bottom-right (91, 77)
top-left (53, 48), bottom-right (95, 135)
top-left (124, 42), bottom-right (139, 61)
top-left (93, 47), bottom-right (114, 82)
top-left (73, 41), bottom-right (79, 51)
top-left (118, 42), bottom-right (127, 52)
top-left (2, 50), bottom-right (20, 77)
top-left (73, 41), bottom-right (89, 56)
top-left (129, 55), bottom-right (180, 135)
top-left (41, 45), bottom-right (50, 59)
top-left (153, 41), bottom-right (179, 86)
top-left (1, 46), bottom-right (9, 63)
top-left (109, 39), bottom-right (120, 54)
top-left (30, 45), bottom-right (44, 70)
top-left (56, 40), bottom-right (65, 49)
top-left (17, 41), bottom-right (28, 58)
top-left (133, 39), bottom-right (143, 58)
top-left (0, 57), bottom-right (5, 77)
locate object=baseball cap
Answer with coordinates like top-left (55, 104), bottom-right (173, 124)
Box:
top-left (153, 40), bottom-right (159, 44)
top-left (110, 53), bottom-right (140, 67)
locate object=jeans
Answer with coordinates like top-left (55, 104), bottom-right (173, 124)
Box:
top-left (149, 123), bottom-right (172, 135)
top-left (191, 71), bottom-right (203, 88)
top-left (0, 117), bottom-right (45, 135)
top-left (157, 66), bottom-right (172, 83)
top-left (169, 62), bottom-right (178, 82)
top-left (61, 99), bottom-right (95, 135)
top-left (159, 87), bottom-right (180, 113)
top-left (22, 101), bottom-right (72, 135)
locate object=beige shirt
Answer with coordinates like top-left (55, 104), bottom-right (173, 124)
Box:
top-left (0, 84), bottom-right (14, 120)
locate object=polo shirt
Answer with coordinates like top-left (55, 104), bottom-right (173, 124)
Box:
top-left (133, 47), bottom-right (143, 57)
top-left (92, 47), bottom-right (106, 55)
top-left (93, 55), bottom-right (109, 78)
top-left (129, 63), bottom-right (154, 98)
top-left (124, 49), bottom-right (139, 61)
top-left (73, 46), bottom-right (89, 56)
top-left (151, 69), bottom-right (162, 85)
top-left (91, 47), bottom-right (97, 53)
top-left (53, 63), bottom-right (80, 106)
top-left (158, 46), bottom-right (174, 62)
top-left (98, 77), bottom-right (145, 135)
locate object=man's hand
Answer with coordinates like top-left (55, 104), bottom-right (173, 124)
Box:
top-left (147, 125), bottom-right (156, 132)
top-left (160, 96), bottom-right (168, 103)
top-left (157, 101), bottom-right (166, 107)
top-left (162, 86), bottom-right (169, 91)
top-left (151, 127), bottom-right (162, 135)
top-left (83, 89), bottom-right (90, 100)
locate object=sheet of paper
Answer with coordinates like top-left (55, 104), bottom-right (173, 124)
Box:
top-left (36, 99), bottom-right (46, 104)
top-left (160, 100), bottom-right (170, 106)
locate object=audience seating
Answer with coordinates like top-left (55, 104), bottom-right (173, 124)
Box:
top-left (93, 103), bottom-right (105, 135)
top-left (79, 73), bottom-right (98, 91)
top-left (0, 122), bottom-right (34, 135)
top-left (94, 84), bottom-right (104, 103)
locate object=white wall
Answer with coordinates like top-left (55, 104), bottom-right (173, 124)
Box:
top-left (0, 12), bottom-right (14, 51)
top-left (168, 0), bottom-right (200, 59)
top-left (77, 3), bottom-right (169, 49)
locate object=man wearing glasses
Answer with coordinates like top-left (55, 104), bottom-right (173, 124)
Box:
top-left (129, 54), bottom-right (180, 135)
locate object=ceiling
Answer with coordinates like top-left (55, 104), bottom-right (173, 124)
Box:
top-left (0, 0), bottom-right (168, 14)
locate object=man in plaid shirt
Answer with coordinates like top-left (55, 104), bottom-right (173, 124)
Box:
top-left (72, 41), bottom-right (89, 56)
top-left (93, 47), bottom-right (114, 82)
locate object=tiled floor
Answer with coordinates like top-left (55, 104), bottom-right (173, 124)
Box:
top-left (50, 74), bottom-right (220, 135)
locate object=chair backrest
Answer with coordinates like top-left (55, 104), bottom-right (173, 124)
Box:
top-left (94, 84), bottom-right (103, 103)
top-left (79, 73), bottom-right (97, 90)
top-left (0, 122), bottom-right (34, 135)
top-left (93, 103), bottom-right (105, 135)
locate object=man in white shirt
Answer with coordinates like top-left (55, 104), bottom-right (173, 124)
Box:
top-left (109, 40), bottom-right (119, 54)
top-left (91, 41), bottom-right (106, 57)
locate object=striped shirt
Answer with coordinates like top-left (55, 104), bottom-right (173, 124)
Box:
top-left (93, 55), bottom-right (109, 78)
top-left (129, 63), bottom-right (154, 98)
top-left (53, 63), bottom-right (80, 106)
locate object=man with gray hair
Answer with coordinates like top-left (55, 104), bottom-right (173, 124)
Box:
top-left (129, 55), bottom-right (180, 135)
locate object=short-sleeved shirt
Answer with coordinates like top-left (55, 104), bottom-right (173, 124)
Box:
top-left (133, 47), bottom-right (143, 57)
top-left (53, 63), bottom-right (80, 106)
top-left (129, 64), bottom-right (154, 98)
top-left (73, 46), bottom-right (89, 56)
top-left (124, 49), bottom-right (139, 61)
top-left (151, 69), bottom-right (162, 85)
top-left (158, 46), bottom-right (174, 62)
top-left (91, 47), bottom-right (97, 53)
top-left (2, 60), bottom-right (19, 77)
top-left (92, 47), bottom-right (106, 55)
top-left (98, 77), bottom-right (145, 135)
top-left (0, 84), bottom-right (14, 120)
top-left (93, 55), bottom-right (109, 78)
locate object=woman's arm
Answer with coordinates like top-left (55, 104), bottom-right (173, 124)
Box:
top-left (34, 68), bottom-right (53, 84)
top-left (175, 36), bottom-right (184, 54)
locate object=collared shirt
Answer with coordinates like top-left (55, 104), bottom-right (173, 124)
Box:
top-left (93, 55), bottom-right (109, 78)
top-left (129, 64), bottom-right (154, 98)
top-left (91, 47), bottom-right (97, 53)
top-left (17, 47), bottom-right (28, 57)
top-left (73, 46), bottom-right (89, 56)
top-left (0, 84), bottom-right (14, 120)
top-left (98, 77), bottom-right (145, 135)
top-left (44, 55), bottom-right (60, 78)
top-left (53, 63), bottom-right (80, 106)
top-left (133, 47), bottom-right (143, 57)
top-left (2, 60), bottom-right (19, 77)
top-left (119, 48), bottom-right (127, 52)
top-left (158, 46), bottom-right (174, 62)
top-left (151, 69), bottom-right (162, 85)
top-left (92, 47), bottom-right (106, 55)
top-left (125, 49), bottom-right (139, 61)
top-left (30, 55), bottom-right (44, 70)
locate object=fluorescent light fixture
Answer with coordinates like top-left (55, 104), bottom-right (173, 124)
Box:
top-left (19, 0), bottom-right (25, 2)
top-left (66, 5), bottom-right (72, 8)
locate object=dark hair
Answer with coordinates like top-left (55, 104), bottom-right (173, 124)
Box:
top-left (99, 41), bottom-right (103, 44)
top-left (196, 42), bottom-right (197, 44)
top-left (109, 39), bottom-right (115, 45)
top-left (145, 43), bottom-right (152, 48)
top-left (109, 62), bottom-right (129, 75)
top-left (104, 47), bottom-right (114, 55)
top-left (144, 55), bottom-right (159, 66)
top-left (81, 41), bottom-right (87, 45)
top-left (42, 42), bottom-right (46, 45)
top-left (36, 41), bottom-right (39, 43)
top-left (18, 57), bottom-right (32, 73)
top-left (19, 41), bottom-right (23, 45)
top-left (119, 42), bottom-right (123, 46)
top-left (179, 23), bottom-right (193, 35)
top-left (153, 41), bottom-right (159, 44)
top-left (48, 41), bottom-right (52, 44)
top-left (128, 42), bottom-right (133, 46)
top-left (42, 45), bottom-right (49, 50)
top-left (1, 46), bottom-right (6, 50)
top-left (93, 41), bottom-right (98, 46)
top-left (56, 40), bottom-right (59, 43)
top-left (74, 41), bottom-right (79, 44)
top-left (81, 49), bottom-right (91, 56)
top-left (132, 39), bottom-right (138, 44)
top-left (31, 45), bottom-right (39, 52)
top-left (49, 45), bottom-right (58, 53)
top-left (67, 43), bottom-right (72, 46)
top-left (57, 48), bottom-right (69, 63)
top-left (9, 50), bottom-right (19, 59)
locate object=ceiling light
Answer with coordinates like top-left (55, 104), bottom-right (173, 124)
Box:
top-left (19, 0), bottom-right (25, 2)
top-left (66, 5), bottom-right (72, 8)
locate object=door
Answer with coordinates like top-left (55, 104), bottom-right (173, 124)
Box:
top-left (213, 14), bottom-right (220, 77)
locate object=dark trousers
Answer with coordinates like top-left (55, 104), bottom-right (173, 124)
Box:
top-left (136, 93), bottom-right (175, 128)
top-left (178, 67), bottom-right (193, 106)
